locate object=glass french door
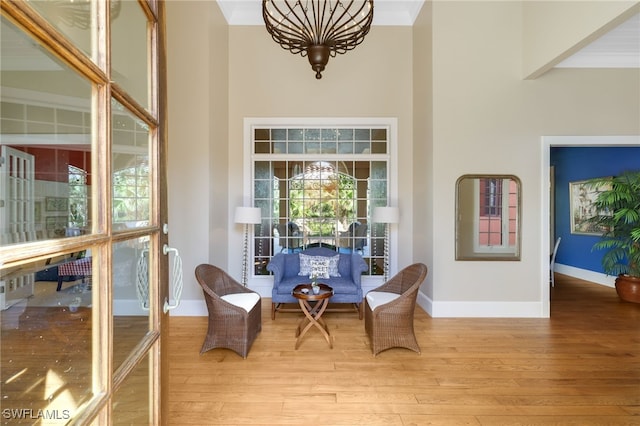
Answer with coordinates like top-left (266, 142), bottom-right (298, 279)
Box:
top-left (0, 0), bottom-right (169, 424)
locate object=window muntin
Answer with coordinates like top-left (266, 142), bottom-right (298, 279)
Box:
top-left (254, 127), bottom-right (387, 155)
top-left (252, 125), bottom-right (391, 277)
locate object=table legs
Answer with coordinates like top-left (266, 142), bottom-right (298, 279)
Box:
top-left (57, 274), bottom-right (90, 291)
top-left (295, 298), bottom-right (332, 349)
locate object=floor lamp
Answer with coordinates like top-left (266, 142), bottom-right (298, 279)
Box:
top-left (234, 207), bottom-right (261, 286)
top-left (372, 206), bottom-right (399, 282)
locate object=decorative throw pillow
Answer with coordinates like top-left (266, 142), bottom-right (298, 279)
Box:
top-left (298, 254), bottom-right (341, 277)
top-left (327, 255), bottom-right (341, 277)
top-left (298, 254), bottom-right (315, 276)
top-left (309, 259), bottom-right (330, 279)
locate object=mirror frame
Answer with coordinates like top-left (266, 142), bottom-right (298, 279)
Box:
top-left (455, 174), bottom-right (522, 261)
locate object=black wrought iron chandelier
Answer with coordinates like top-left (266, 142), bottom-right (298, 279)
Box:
top-left (262, 0), bottom-right (374, 79)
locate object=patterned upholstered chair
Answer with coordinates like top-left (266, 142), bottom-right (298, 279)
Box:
top-left (195, 264), bottom-right (262, 358)
top-left (364, 263), bottom-right (428, 356)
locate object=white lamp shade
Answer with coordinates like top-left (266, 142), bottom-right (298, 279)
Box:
top-left (372, 206), bottom-right (399, 224)
top-left (234, 207), bottom-right (261, 224)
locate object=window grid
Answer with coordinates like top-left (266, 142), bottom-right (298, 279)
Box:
top-left (112, 158), bottom-right (150, 225)
top-left (252, 127), bottom-right (389, 277)
top-left (254, 128), bottom-right (387, 155)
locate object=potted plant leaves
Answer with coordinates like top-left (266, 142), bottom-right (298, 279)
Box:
top-left (587, 170), bottom-right (640, 303)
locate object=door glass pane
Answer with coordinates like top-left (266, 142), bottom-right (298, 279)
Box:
top-left (112, 100), bottom-right (150, 229)
top-left (112, 353), bottom-right (149, 425)
top-left (111, 0), bottom-right (149, 110)
top-left (25, 0), bottom-right (98, 57)
top-left (1, 16), bottom-right (93, 247)
top-left (1, 254), bottom-right (94, 420)
top-left (113, 237), bottom-right (151, 371)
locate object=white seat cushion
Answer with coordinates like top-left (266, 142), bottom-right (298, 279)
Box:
top-left (221, 293), bottom-right (260, 312)
top-left (366, 291), bottom-right (399, 310)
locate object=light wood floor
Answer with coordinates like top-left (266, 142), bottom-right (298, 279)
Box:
top-left (168, 274), bottom-right (640, 425)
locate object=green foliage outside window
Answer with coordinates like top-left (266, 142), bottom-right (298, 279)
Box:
top-left (113, 162), bottom-right (149, 223)
top-left (288, 165), bottom-right (356, 236)
top-left (68, 165), bottom-right (87, 228)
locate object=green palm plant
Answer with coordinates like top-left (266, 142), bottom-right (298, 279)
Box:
top-left (587, 170), bottom-right (640, 278)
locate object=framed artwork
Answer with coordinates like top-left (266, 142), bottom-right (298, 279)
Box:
top-left (45, 197), bottom-right (68, 212)
top-left (46, 216), bottom-right (68, 230)
top-left (570, 178), bottom-right (612, 235)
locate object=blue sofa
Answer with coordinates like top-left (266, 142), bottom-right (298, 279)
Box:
top-left (267, 246), bottom-right (368, 319)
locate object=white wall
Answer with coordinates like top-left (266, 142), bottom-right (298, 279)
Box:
top-left (166, 1), bottom-right (229, 315)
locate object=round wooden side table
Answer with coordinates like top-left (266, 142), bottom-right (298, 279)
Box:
top-left (292, 283), bottom-right (334, 349)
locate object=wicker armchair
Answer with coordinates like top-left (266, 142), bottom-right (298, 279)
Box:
top-left (364, 263), bottom-right (428, 356)
top-left (195, 264), bottom-right (262, 358)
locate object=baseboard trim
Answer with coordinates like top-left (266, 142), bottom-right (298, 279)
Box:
top-left (415, 265), bottom-right (615, 318)
top-left (416, 292), bottom-right (544, 318)
top-left (554, 264), bottom-right (615, 288)
top-left (169, 299), bottom-right (208, 316)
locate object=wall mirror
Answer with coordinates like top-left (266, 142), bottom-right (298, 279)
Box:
top-left (456, 174), bottom-right (521, 260)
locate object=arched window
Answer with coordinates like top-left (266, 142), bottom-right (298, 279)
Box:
top-left (289, 161), bottom-right (356, 240)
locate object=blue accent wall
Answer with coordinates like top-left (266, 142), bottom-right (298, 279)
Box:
top-left (550, 147), bottom-right (640, 273)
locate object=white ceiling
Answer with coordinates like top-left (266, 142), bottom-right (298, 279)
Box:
top-left (218, 0), bottom-right (640, 69)
top-left (218, 0), bottom-right (426, 26)
top-left (556, 11), bottom-right (640, 68)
